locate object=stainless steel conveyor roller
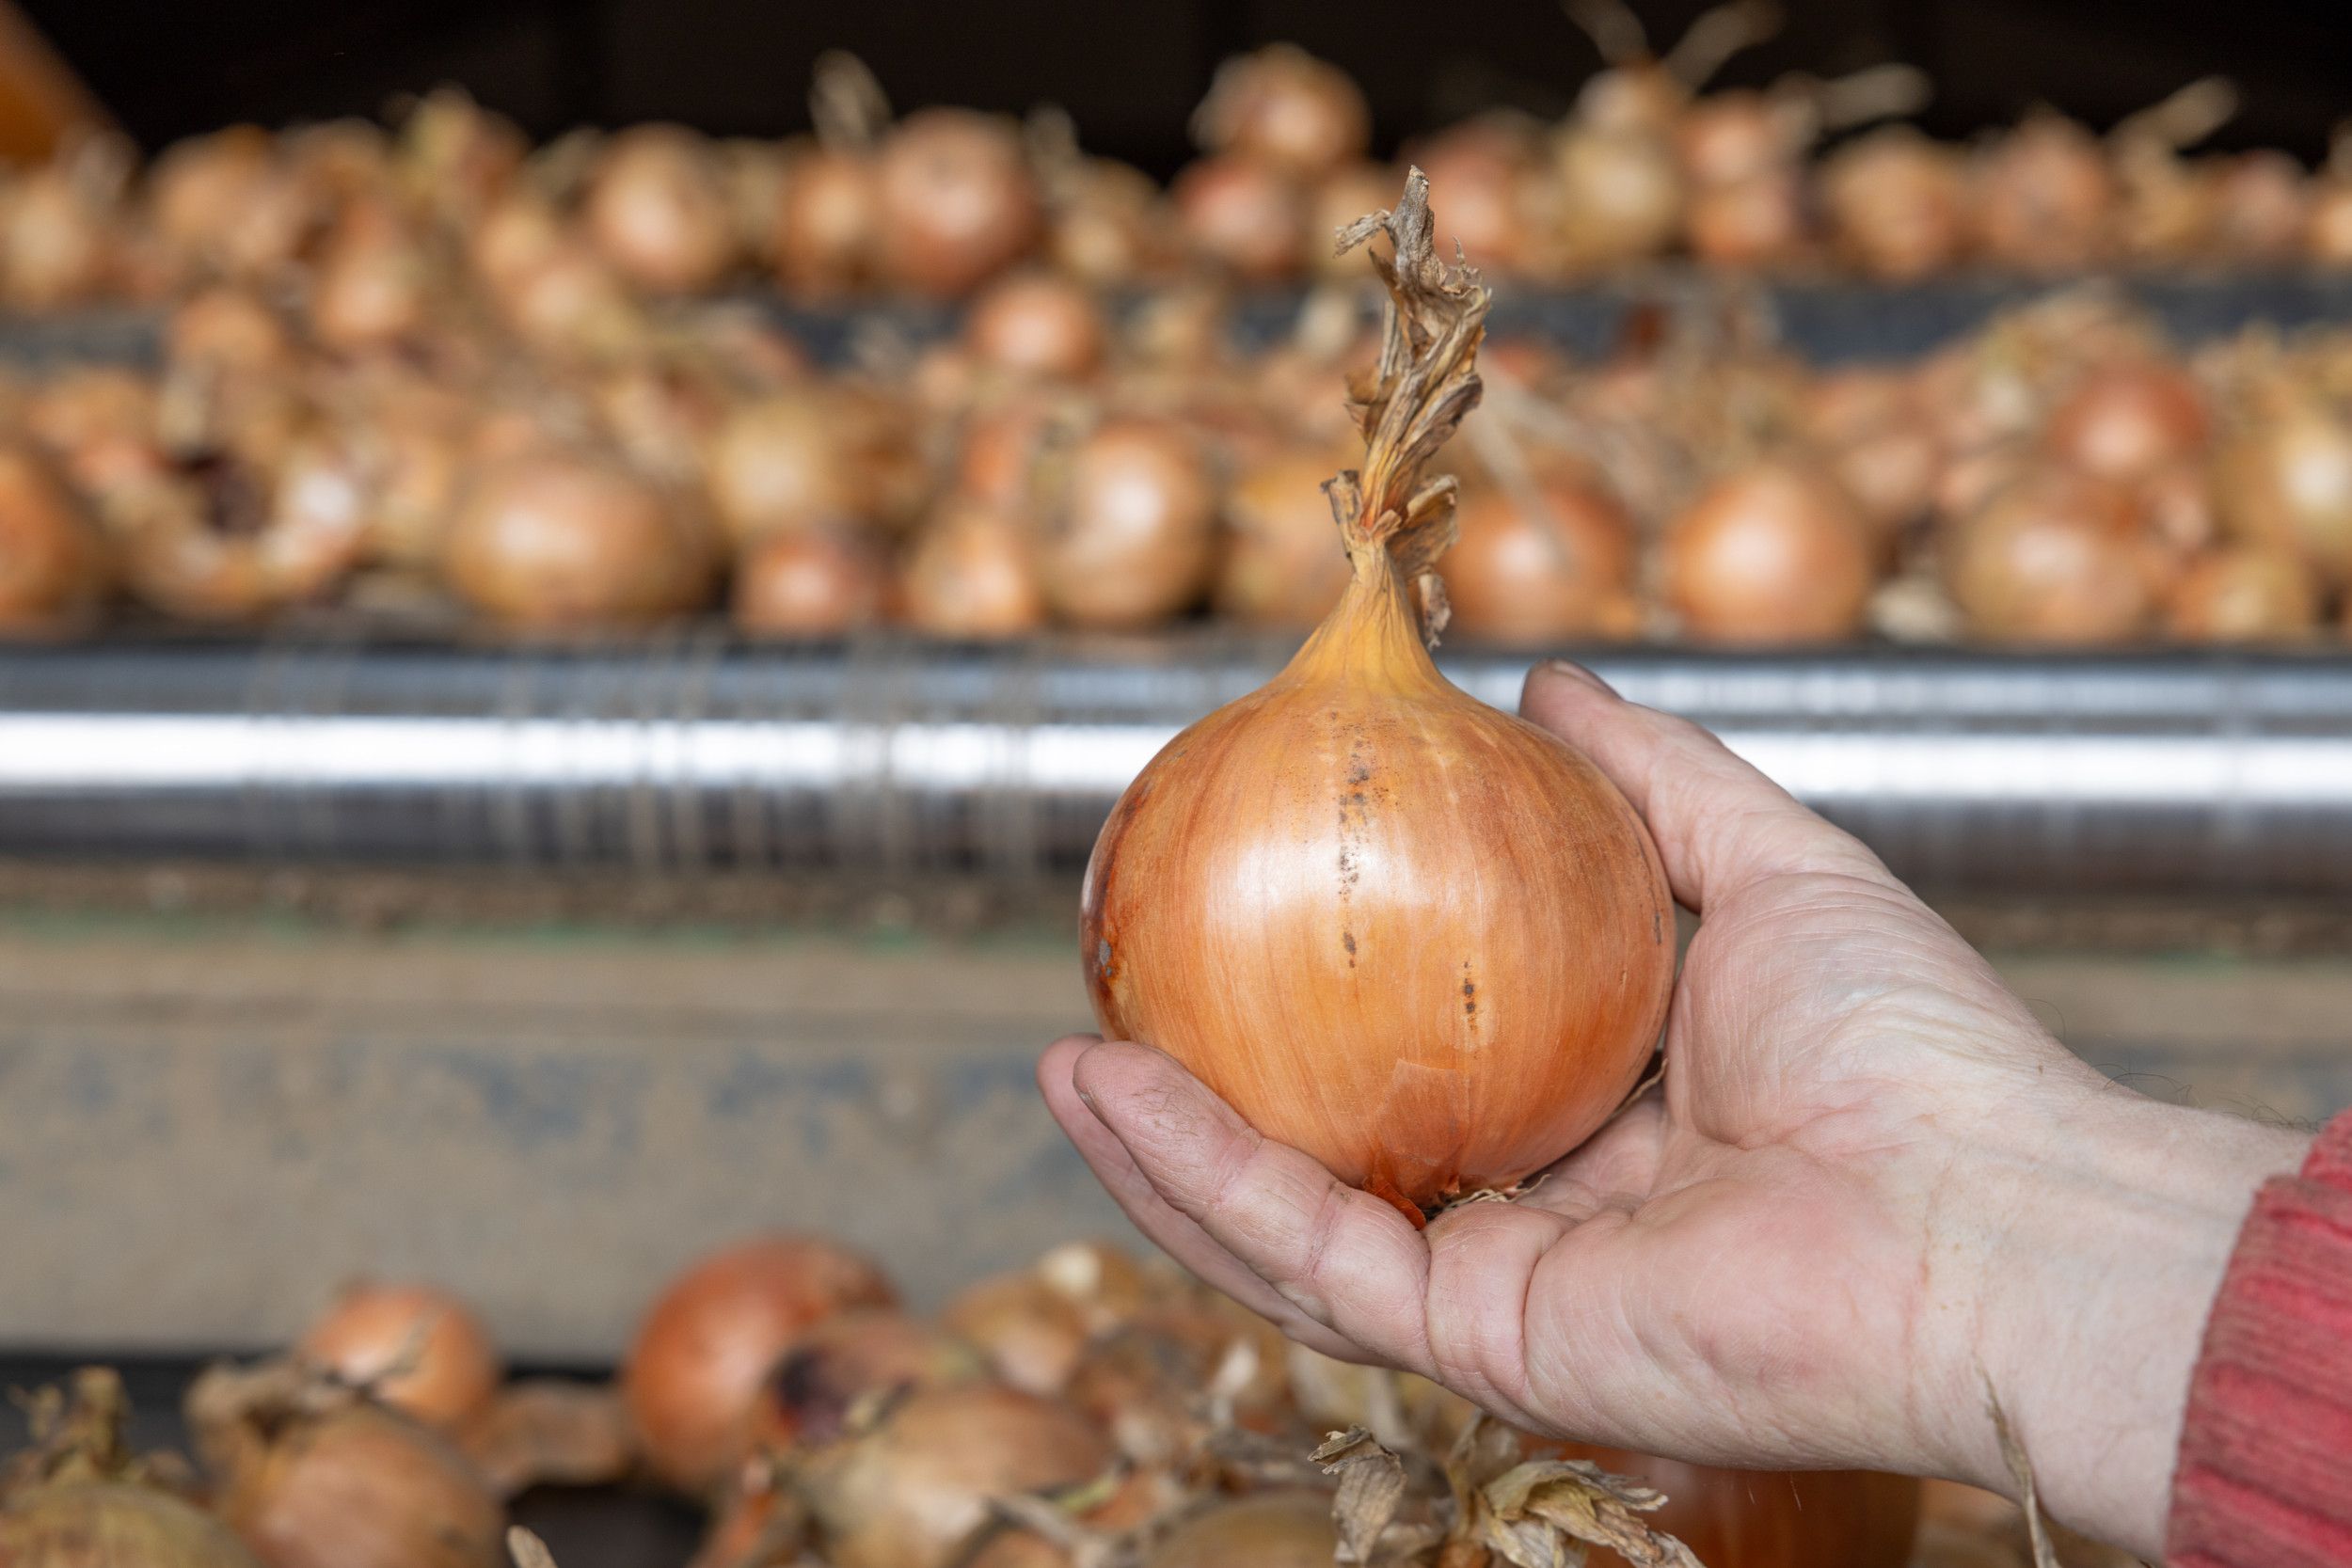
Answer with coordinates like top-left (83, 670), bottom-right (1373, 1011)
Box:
top-left (0, 636), bottom-right (2346, 894)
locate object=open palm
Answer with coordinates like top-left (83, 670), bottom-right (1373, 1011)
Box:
top-left (1038, 660), bottom-right (2250, 1547)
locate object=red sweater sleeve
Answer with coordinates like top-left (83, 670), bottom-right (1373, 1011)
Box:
top-left (2169, 1112), bottom-right (2352, 1568)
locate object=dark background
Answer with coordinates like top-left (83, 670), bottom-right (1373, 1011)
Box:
top-left (22, 0), bottom-right (2352, 168)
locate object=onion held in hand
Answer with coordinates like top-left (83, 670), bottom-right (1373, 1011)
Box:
top-left (1081, 177), bottom-right (1673, 1215)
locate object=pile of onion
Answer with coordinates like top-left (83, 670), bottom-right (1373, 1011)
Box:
top-left (1081, 173), bottom-right (1674, 1217)
top-left (293, 1279), bottom-right (502, 1432)
top-left (186, 1358), bottom-right (505, 1568)
top-left (794, 1383), bottom-right (1112, 1568)
top-left (0, 1367), bottom-right (262, 1568)
top-left (623, 1233), bottom-right (896, 1495)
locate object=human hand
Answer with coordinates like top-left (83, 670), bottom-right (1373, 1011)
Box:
top-left (1041, 660), bottom-right (2308, 1559)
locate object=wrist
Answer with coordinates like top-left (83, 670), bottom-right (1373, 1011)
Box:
top-left (1929, 1081), bottom-right (2307, 1558)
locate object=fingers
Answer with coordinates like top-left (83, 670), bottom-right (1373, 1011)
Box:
top-left (1035, 1036), bottom-right (1367, 1361)
top-left (1066, 1040), bottom-right (1443, 1375)
top-left (1518, 1090), bottom-right (1669, 1225)
top-left (1520, 661), bottom-right (1896, 911)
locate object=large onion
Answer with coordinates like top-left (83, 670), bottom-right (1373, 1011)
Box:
top-left (796, 1384), bottom-right (1112, 1568)
top-left (1190, 45), bottom-right (1371, 180)
top-left (1662, 463), bottom-right (1876, 643)
top-left (188, 1361), bottom-right (504, 1568)
top-left (1947, 467), bottom-right (2158, 644)
top-left (294, 1280), bottom-right (501, 1432)
top-left (0, 440), bottom-right (108, 632)
top-left (1173, 155), bottom-right (1309, 282)
top-left (1081, 177), bottom-right (1672, 1215)
top-left (623, 1234), bottom-right (896, 1496)
top-left (733, 526), bottom-right (888, 638)
top-left (2166, 545), bottom-right (2323, 642)
top-left (441, 448), bottom-right (713, 628)
top-left (583, 125), bottom-right (741, 294)
top-left (1038, 417), bottom-right (1217, 629)
top-left (1532, 1439), bottom-right (1922, 1568)
top-left (0, 1368), bottom-right (262, 1568)
top-left (873, 110), bottom-right (1041, 297)
top-left (2044, 358), bottom-right (2208, 483)
top-left (898, 499), bottom-right (1048, 639)
top-left (2215, 398), bottom-right (2352, 587)
top-left (1443, 468), bottom-right (1638, 645)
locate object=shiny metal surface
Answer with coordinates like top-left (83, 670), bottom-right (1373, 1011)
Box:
top-left (0, 636), bottom-right (2347, 892)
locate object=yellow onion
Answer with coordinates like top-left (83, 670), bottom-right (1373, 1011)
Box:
top-left (1172, 155), bottom-right (1309, 282)
top-left (796, 1384), bottom-right (1112, 1568)
top-left (2310, 178), bottom-right (2352, 264)
top-left (965, 273), bottom-right (1107, 382)
top-left (1821, 129), bottom-right (1967, 281)
top-left (2216, 398), bottom-right (2352, 587)
top-left (1528, 1437), bottom-right (1921, 1568)
top-left (1404, 119), bottom-right (1551, 275)
top-left (2166, 545), bottom-right (2323, 642)
top-left (1081, 176), bottom-right (1673, 1215)
top-left (1662, 463), bottom-right (1876, 643)
top-left (147, 127), bottom-right (318, 282)
top-left (733, 526), bottom-right (888, 638)
top-left (440, 448), bottom-right (713, 629)
top-left (107, 434), bottom-right (373, 623)
top-left (1970, 112), bottom-right (2114, 274)
top-left (1190, 45), bottom-right (1370, 180)
top-left (937, 1276), bottom-right (1092, 1399)
top-left (583, 124), bottom-right (742, 294)
top-left (1443, 469), bottom-right (1639, 645)
top-left (705, 388), bottom-right (927, 546)
top-left (623, 1234), bottom-right (896, 1496)
top-left (1550, 124), bottom-right (1684, 271)
top-left (1044, 155), bottom-right (1172, 287)
top-left (307, 201), bottom-right (435, 353)
top-left (0, 440), bottom-right (108, 632)
top-left (395, 88), bottom-right (526, 229)
top-left (2044, 358), bottom-right (2208, 484)
top-left (1215, 446), bottom-right (1357, 628)
top-left (898, 499), bottom-right (1048, 639)
top-left (23, 366), bottom-right (163, 495)
top-left (2210, 150), bottom-right (2310, 263)
top-left (1145, 1492), bottom-right (1336, 1568)
top-left (0, 146), bottom-right (126, 310)
top-left (1309, 164), bottom-right (1406, 278)
top-left (1684, 169), bottom-right (1807, 269)
top-left (1037, 417), bottom-right (1217, 630)
top-left (873, 109), bottom-right (1041, 297)
top-left (746, 1308), bottom-right (987, 1451)
top-left (774, 145), bottom-right (879, 295)
top-left (167, 288), bottom-right (298, 382)
top-left (0, 1369), bottom-right (262, 1568)
top-left (187, 1361), bottom-right (504, 1568)
top-left (294, 1279), bottom-right (502, 1433)
top-left (1947, 467), bottom-right (2158, 644)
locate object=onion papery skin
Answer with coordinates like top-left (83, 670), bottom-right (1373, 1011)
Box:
top-left (1443, 475), bottom-right (1638, 645)
top-left (1144, 1492), bottom-right (1337, 1568)
top-left (0, 1481), bottom-right (264, 1568)
top-left (1531, 1440), bottom-right (1921, 1568)
top-left (1081, 551), bottom-right (1674, 1212)
top-left (798, 1384), bottom-right (1113, 1568)
top-left (624, 1234), bottom-right (897, 1496)
top-left (294, 1280), bottom-right (501, 1432)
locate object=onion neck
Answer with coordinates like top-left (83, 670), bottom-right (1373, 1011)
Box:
top-left (1279, 543), bottom-right (1446, 695)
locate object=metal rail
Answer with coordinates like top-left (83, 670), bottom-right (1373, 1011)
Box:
top-left (0, 637), bottom-right (2347, 893)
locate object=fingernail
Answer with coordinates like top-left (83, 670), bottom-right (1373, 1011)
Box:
top-left (1075, 1087), bottom-right (1100, 1112)
top-left (1542, 658), bottom-right (1618, 697)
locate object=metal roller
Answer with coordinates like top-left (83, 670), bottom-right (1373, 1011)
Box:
top-left (0, 637), bottom-right (2347, 893)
